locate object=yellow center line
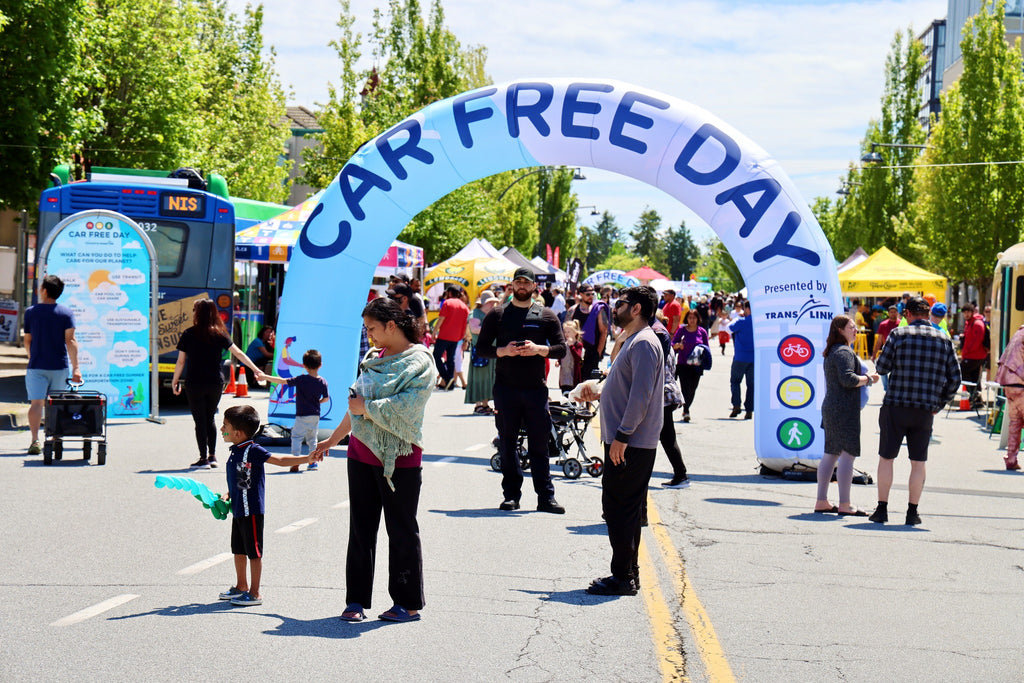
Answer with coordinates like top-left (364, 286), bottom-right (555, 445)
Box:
top-left (639, 537), bottom-right (688, 681)
top-left (646, 495), bottom-right (736, 683)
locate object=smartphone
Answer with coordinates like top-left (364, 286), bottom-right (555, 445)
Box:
top-left (513, 340), bottom-right (527, 347)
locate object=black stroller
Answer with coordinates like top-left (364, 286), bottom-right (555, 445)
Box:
top-left (42, 381), bottom-right (108, 465)
top-left (489, 400), bottom-right (603, 479)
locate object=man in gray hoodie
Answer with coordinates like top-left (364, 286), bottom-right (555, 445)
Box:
top-left (577, 286), bottom-right (664, 596)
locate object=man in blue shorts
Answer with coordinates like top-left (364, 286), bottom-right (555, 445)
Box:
top-left (23, 275), bottom-right (81, 455)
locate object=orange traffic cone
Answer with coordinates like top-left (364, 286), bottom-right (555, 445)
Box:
top-left (959, 384), bottom-right (971, 411)
top-left (223, 364), bottom-right (236, 394)
top-left (235, 367), bottom-right (250, 398)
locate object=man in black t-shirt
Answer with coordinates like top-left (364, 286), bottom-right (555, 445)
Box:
top-left (477, 268), bottom-right (567, 513)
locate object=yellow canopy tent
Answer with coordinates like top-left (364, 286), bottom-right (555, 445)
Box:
top-left (424, 257), bottom-right (517, 303)
top-left (838, 247), bottom-right (947, 296)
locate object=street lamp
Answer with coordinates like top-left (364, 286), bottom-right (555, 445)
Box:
top-left (536, 205), bottom-right (599, 259)
top-left (497, 166), bottom-right (586, 202)
top-left (835, 180), bottom-right (863, 196)
top-left (860, 142), bottom-right (928, 165)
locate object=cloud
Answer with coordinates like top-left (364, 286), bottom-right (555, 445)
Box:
top-left (78, 349), bottom-right (96, 369)
top-left (75, 324), bottom-right (108, 348)
top-left (108, 268), bottom-right (147, 286)
top-left (107, 340), bottom-right (148, 368)
top-left (231, 0), bottom-right (946, 235)
top-left (90, 281), bottom-right (129, 307)
top-left (100, 308), bottom-right (148, 333)
top-left (63, 297), bottom-right (98, 323)
top-left (122, 240), bottom-right (143, 250)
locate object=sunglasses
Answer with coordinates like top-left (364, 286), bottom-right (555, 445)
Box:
top-left (614, 299), bottom-right (633, 309)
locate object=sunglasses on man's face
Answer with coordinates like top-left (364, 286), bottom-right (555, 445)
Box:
top-left (614, 299), bottom-right (632, 309)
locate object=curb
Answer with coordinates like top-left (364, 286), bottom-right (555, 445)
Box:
top-left (0, 411), bottom-right (25, 431)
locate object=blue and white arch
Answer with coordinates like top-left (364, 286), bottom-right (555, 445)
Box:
top-left (276, 78), bottom-right (842, 469)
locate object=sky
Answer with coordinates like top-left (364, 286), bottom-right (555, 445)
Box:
top-left (227, 0), bottom-right (947, 248)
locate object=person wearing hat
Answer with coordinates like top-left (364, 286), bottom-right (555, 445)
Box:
top-left (929, 302), bottom-right (950, 337)
top-left (872, 296), bottom-right (960, 525)
top-left (567, 283), bottom-right (611, 380)
top-left (476, 267), bottom-right (568, 514)
top-left (465, 290), bottom-right (499, 414)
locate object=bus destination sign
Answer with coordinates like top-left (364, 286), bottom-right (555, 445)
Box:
top-left (160, 192), bottom-right (205, 218)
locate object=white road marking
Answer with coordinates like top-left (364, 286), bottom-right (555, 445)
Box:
top-left (274, 517), bottom-right (318, 534)
top-left (465, 443), bottom-right (489, 452)
top-left (176, 552), bottom-right (233, 576)
top-left (332, 500), bottom-right (350, 509)
top-left (432, 456), bottom-right (458, 467)
top-left (51, 594), bottom-right (139, 627)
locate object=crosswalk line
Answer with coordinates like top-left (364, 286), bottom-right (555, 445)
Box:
top-left (51, 594), bottom-right (139, 627)
top-left (176, 552), bottom-right (233, 576)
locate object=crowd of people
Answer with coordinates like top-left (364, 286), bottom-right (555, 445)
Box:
top-left (21, 268), bottom-right (1020, 618)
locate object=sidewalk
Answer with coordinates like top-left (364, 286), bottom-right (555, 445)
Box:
top-left (0, 343), bottom-right (29, 430)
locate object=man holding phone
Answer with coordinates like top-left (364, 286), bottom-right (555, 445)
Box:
top-left (476, 267), bottom-right (567, 513)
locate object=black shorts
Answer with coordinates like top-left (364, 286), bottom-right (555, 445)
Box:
top-left (878, 405), bottom-right (934, 462)
top-left (231, 514), bottom-right (264, 559)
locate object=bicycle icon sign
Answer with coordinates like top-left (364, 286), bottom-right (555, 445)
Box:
top-left (777, 335), bottom-right (814, 367)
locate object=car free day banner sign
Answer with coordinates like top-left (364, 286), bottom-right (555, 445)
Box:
top-left (42, 210), bottom-right (156, 419)
top-left (276, 78), bottom-right (843, 470)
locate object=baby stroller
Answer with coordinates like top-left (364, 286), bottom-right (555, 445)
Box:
top-left (489, 400), bottom-right (603, 479)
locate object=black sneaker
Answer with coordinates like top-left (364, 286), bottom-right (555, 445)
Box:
top-left (537, 499), bottom-right (566, 514)
top-left (663, 476), bottom-right (690, 489)
top-left (905, 510), bottom-right (922, 525)
top-left (499, 499), bottom-right (520, 511)
top-left (729, 407), bottom-right (741, 418)
top-left (869, 507), bottom-right (888, 524)
top-left (208, 456), bottom-right (218, 469)
top-left (190, 457), bottom-right (210, 469)
top-left (586, 575), bottom-right (637, 596)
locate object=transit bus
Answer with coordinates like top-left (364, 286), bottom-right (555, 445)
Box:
top-left (37, 166), bottom-right (236, 386)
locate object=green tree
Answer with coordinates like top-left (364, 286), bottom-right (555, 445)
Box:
top-left (629, 207), bottom-right (667, 272)
top-left (534, 167), bottom-right (577, 259)
top-left (0, 0), bottom-right (95, 209)
top-left (815, 29), bottom-right (926, 253)
top-left (909, 0), bottom-right (1024, 292)
top-left (190, 2), bottom-right (292, 202)
top-left (70, 0), bottom-right (205, 174)
top-left (595, 241), bottom-right (643, 273)
top-left (698, 239), bottom-right (744, 292)
top-left (586, 211), bottom-right (620, 271)
top-left (664, 220), bottom-right (700, 280)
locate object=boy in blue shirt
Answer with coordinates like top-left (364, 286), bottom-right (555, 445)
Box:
top-left (218, 405), bottom-right (313, 606)
top-left (259, 349), bottom-right (329, 472)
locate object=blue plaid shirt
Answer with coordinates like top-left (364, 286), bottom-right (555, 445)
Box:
top-left (876, 320), bottom-right (961, 412)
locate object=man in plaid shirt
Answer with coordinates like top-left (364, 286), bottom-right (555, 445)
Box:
top-left (871, 296), bottom-right (961, 525)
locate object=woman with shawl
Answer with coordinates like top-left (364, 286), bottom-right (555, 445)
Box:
top-left (311, 297), bottom-right (436, 624)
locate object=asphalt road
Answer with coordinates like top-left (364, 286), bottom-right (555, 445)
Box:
top-left (1, 347), bottom-right (1021, 682)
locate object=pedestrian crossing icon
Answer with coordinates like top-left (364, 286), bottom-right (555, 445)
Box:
top-left (777, 418), bottom-right (813, 451)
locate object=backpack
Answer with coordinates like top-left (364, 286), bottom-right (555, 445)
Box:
top-left (982, 320), bottom-right (991, 350)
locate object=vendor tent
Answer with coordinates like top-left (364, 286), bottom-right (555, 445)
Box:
top-left (838, 247), bottom-right (947, 296)
top-left (424, 256), bottom-right (517, 302)
top-left (449, 237), bottom-right (504, 260)
top-left (235, 190), bottom-right (324, 262)
top-left (500, 247), bottom-right (553, 282)
top-left (837, 246), bottom-right (869, 273)
top-left (530, 256), bottom-right (568, 283)
top-left (625, 265), bottom-right (668, 283)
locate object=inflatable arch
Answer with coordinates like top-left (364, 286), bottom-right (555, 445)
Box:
top-left (275, 79), bottom-right (842, 469)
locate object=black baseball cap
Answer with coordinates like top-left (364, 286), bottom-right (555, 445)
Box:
top-left (387, 284), bottom-right (412, 299)
top-left (512, 267), bottom-right (535, 282)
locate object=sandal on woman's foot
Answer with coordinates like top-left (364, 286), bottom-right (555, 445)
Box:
top-left (837, 507), bottom-right (869, 516)
top-left (339, 603), bottom-right (365, 622)
top-left (813, 506), bottom-right (838, 513)
top-left (378, 605), bottom-right (420, 622)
